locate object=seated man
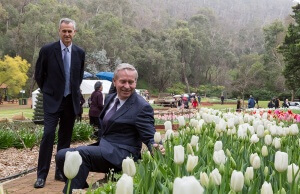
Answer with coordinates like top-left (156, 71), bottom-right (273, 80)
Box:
top-left (56, 63), bottom-right (165, 193)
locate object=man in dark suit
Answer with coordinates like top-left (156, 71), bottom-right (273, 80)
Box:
top-left (34, 18), bottom-right (85, 188)
top-left (55, 63), bottom-right (165, 193)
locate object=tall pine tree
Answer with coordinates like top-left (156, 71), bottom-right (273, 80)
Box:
top-left (33, 90), bottom-right (44, 123)
top-left (278, 4), bottom-right (300, 100)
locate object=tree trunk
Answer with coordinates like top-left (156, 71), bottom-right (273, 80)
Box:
top-left (181, 62), bottom-right (190, 93)
top-left (291, 89), bottom-right (295, 101)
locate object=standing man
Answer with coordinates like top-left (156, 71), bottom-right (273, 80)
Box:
top-left (248, 95), bottom-right (256, 108)
top-left (56, 63), bottom-right (165, 193)
top-left (221, 95), bottom-right (225, 105)
top-left (34, 18), bottom-right (85, 188)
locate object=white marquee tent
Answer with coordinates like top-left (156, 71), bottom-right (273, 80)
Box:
top-left (32, 80), bottom-right (112, 109)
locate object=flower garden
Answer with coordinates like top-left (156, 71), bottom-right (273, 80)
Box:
top-left (89, 108), bottom-right (300, 194)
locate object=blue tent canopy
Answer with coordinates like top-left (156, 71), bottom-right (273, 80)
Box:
top-left (83, 71), bottom-right (93, 79)
top-left (95, 72), bottom-right (114, 81)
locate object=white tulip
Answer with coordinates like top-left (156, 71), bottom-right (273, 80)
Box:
top-left (287, 163), bottom-right (300, 183)
top-left (174, 145), bottom-right (185, 165)
top-left (257, 125), bottom-right (265, 138)
top-left (214, 141), bottom-right (223, 151)
top-left (261, 181), bottom-right (273, 194)
top-left (190, 135), bottom-right (199, 147)
top-left (116, 173), bottom-right (133, 194)
top-left (227, 118), bottom-right (235, 129)
top-left (177, 116), bottom-right (186, 127)
top-left (154, 132), bottom-right (161, 144)
top-left (272, 137), bottom-right (281, 149)
top-left (209, 168), bottom-right (222, 185)
top-left (274, 151), bottom-right (288, 172)
top-left (245, 167), bottom-right (254, 181)
top-left (252, 156), bottom-right (261, 169)
top-left (262, 146), bottom-right (268, 157)
top-left (165, 129), bottom-right (175, 140)
top-left (250, 153), bottom-right (258, 166)
top-left (122, 157), bottom-right (136, 177)
top-left (230, 170), bottom-right (244, 192)
top-left (250, 134), bottom-right (259, 143)
top-left (186, 155), bottom-right (198, 172)
top-left (264, 135), bottom-right (272, 145)
top-left (164, 121), bottom-right (172, 131)
top-left (200, 172), bottom-right (209, 188)
top-left (173, 176), bottom-right (204, 194)
top-left (289, 124), bottom-right (299, 135)
top-left (63, 151), bottom-right (82, 180)
top-left (213, 150), bottom-right (226, 165)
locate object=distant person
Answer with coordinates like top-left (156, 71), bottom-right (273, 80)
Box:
top-left (236, 97), bottom-right (241, 112)
top-left (177, 97), bottom-right (182, 109)
top-left (34, 18), bottom-right (85, 188)
top-left (274, 98), bottom-right (280, 109)
top-left (77, 90), bottom-right (85, 122)
top-left (89, 81), bottom-right (104, 129)
top-left (198, 95), bottom-right (201, 105)
top-left (255, 97), bottom-right (259, 108)
top-left (221, 95), bottom-right (225, 105)
top-left (268, 99), bottom-right (274, 108)
top-left (248, 95), bottom-right (256, 108)
top-left (183, 97), bottom-right (189, 109)
top-left (192, 98), bottom-right (198, 109)
top-left (282, 98), bottom-right (290, 108)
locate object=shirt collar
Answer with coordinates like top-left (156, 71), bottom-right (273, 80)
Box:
top-left (115, 95), bottom-right (127, 107)
top-left (60, 40), bottom-right (72, 52)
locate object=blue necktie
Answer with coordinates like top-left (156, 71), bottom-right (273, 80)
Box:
top-left (63, 48), bottom-right (70, 97)
top-left (103, 98), bottom-right (119, 127)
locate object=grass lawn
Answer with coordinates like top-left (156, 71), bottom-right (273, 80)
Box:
top-left (1, 101), bottom-right (299, 119)
top-left (0, 108), bottom-right (90, 119)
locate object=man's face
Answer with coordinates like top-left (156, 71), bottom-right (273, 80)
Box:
top-left (59, 22), bottom-right (76, 46)
top-left (113, 69), bottom-right (137, 100)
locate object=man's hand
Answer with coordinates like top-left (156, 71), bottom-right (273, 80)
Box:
top-left (153, 143), bottom-right (165, 155)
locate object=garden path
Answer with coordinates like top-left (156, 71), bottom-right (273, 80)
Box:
top-left (2, 167), bottom-right (105, 194)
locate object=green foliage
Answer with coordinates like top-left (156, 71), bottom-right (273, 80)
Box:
top-left (0, 122), bottom-right (43, 149)
top-left (278, 4), bottom-right (300, 93)
top-left (166, 82), bottom-right (186, 94)
top-left (0, 121), bottom-right (95, 149)
top-left (0, 0), bottom-right (294, 95)
top-left (71, 121), bottom-right (94, 142)
top-left (250, 89), bottom-right (276, 101)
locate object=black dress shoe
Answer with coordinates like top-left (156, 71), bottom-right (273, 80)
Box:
top-left (55, 171), bottom-right (65, 182)
top-left (34, 178), bottom-right (45, 188)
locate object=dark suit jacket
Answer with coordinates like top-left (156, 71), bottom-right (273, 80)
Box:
top-left (98, 92), bottom-right (155, 169)
top-left (35, 41), bottom-right (85, 114)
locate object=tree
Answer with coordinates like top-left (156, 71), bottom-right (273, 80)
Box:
top-left (33, 89), bottom-right (44, 122)
top-left (278, 4), bottom-right (300, 101)
top-left (230, 53), bottom-right (264, 106)
top-left (86, 49), bottom-right (110, 74)
top-left (263, 20), bottom-right (285, 92)
top-left (0, 55), bottom-right (30, 96)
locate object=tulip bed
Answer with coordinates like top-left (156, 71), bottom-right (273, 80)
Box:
top-left (91, 108), bottom-right (300, 194)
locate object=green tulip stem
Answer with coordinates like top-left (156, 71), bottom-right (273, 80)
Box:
top-left (279, 173), bottom-right (282, 194)
top-left (67, 179), bottom-right (72, 194)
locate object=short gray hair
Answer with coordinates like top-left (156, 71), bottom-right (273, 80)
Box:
top-left (114, 63), bottom-right (138, 81)
top-left (59, 18), bottom-right (76, 30)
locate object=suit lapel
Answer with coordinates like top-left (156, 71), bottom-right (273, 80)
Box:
top-left (54, 41), bottom-right (65, 78)
top-left (102, 93), bottom-right (137, 135)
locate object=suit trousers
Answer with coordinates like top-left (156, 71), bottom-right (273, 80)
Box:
top-left (37, 94), bottom-right (76, 180)
top-left (55, 145), bottom-right (119, 193)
